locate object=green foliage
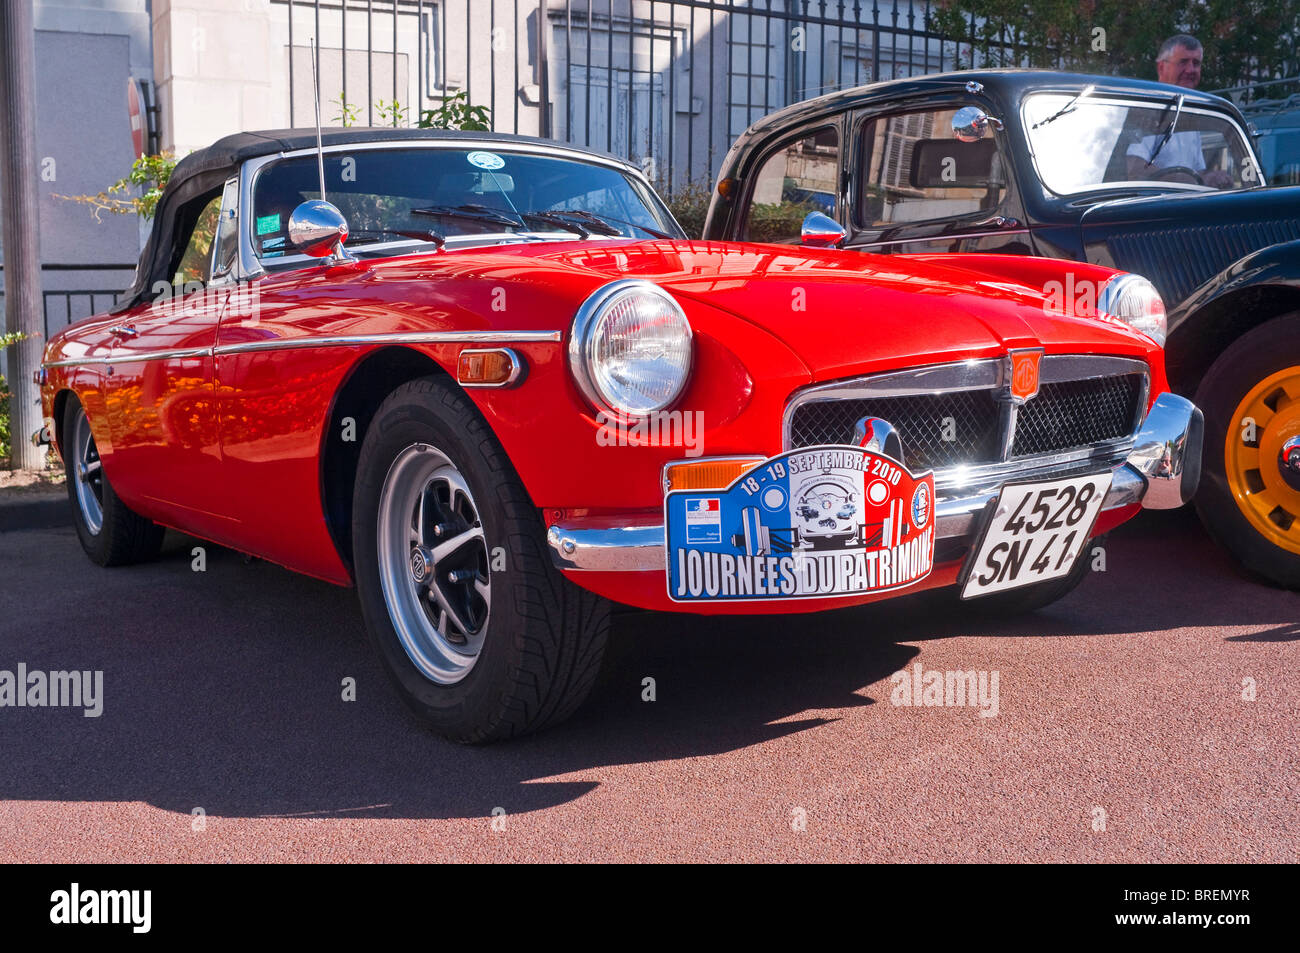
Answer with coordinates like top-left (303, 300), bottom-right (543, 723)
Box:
top-left (375, 99), bottom-right (409, 127)
top-left (55, 152), bottom-right (177, 221)
top-left (746, 202), bottom-right (820, 244)
top-left (0, 332), bottom-right (27, 462)
top-left (655, 180), bottom-right (714, 238)
top-left (418, 90), bottom-right (493, 131)
top-left (929, 1), bottom-right (1298, 90)
top-left (331, 95), bottom-right (362, 127)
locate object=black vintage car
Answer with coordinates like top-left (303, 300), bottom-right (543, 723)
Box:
top-left (705, 69), bottom-right (1300, 589)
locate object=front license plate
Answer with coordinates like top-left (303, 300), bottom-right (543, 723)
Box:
top-left (960, 471), bottom-right (1112, 600)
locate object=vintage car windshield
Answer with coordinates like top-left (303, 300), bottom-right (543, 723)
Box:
top-left (251, 147), bottom-right (681, 264)
top-left (1022, 92), bottom-right (1262, 195)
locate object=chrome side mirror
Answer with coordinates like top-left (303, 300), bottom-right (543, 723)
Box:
top-left (288, 200), bottom-right (351, 259)
top-left (800, 211), bottom-right (846, 248)
top-left (952, 105), bottom-right (1004, 143)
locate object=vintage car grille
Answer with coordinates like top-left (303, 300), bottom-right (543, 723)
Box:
top-left (784, 357), bottom-right (1148, 475)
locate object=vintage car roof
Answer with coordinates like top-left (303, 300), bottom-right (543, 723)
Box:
top-left (170, 127), bottom-right (635, 190)
top-left (734, 69), bottom-right (1241, 144)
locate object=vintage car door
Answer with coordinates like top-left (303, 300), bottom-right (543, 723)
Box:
top-left (837, 101), bottom-right (1032, 256)
top-left (96, 179), bottom-right (238, 537)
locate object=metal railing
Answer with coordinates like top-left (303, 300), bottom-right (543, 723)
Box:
top-left (0, 264), bottom-right (130, 341)
top-left (274, 0), bottom-right (1024, 190)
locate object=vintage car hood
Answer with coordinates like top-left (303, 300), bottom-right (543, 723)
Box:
top-left (524, 240), bottom-right (1156, 382)
top-left (1079, 186), bottom-right (1300, 305)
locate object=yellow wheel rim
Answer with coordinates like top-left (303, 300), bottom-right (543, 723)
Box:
top-left (1224, 366), bottom-right (1300, 554)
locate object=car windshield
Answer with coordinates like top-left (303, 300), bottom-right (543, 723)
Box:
top-left (1022, 92), bottom-right (1262, 194)
top-left (251, 146), bottom-right (681, 265)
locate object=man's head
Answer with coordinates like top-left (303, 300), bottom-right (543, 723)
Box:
top-left (1157, 35), bottom-right (1203, 88)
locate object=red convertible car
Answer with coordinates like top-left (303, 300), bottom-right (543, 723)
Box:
top-left (35, 129), bottom-right (1201, 741)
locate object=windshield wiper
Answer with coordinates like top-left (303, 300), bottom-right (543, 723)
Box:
top-left (346, 227), bottom-right (445, 249)
top-left (1031, 84), bottom-right (1095, 129)
top-left (1146, 93), bottom-right (1185, 167)
top-left (516, 211), bottom-right (597, 238)
top-left (543, 208), bottom-right (673, 239)
top-left (411, 204), bottom-right (524, 229)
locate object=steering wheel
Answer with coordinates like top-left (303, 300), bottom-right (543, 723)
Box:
top-left (1150, 165), bottom-right (1205, 185)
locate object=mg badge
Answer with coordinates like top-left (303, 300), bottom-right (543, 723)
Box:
top-left (1007, 349), bottom-right (1043, 403)
top-left (409, 548), bottom-right (430, 584)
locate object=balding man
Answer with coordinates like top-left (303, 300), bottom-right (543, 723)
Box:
top-left (1156, 34), bottom-right (1204, 89)
top-left (1126, 35), bottom-right (1233, 188)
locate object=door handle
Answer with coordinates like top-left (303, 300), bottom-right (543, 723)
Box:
top-left (972, 215), bottom-right (1022, 230)
top-left (108, 324), bottom-right (139, 338)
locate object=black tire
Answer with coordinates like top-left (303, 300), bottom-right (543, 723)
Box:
top-left (62, 395), bottom-right (165, 567)
top-left (1194, 313), bottom-right (1300, 589)
top-left (956, 533), bottom-right (1103, 615)
top-left (351, 375), bottom-right (610, 743)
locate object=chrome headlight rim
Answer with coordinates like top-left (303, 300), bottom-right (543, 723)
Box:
top-left (568, 278), bottom-right (694, 420)
top-left (1097, 273), bottom-right (1167, 347)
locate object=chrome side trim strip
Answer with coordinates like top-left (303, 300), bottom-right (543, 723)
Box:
top-left (43, 346), bottom-right (213, 368)
top-left (43, 330), bottom-right (562, 369)
top-left (212, 330), bottom-right (562, 356)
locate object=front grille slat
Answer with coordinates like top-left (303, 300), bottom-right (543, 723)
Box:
top-left (787, 370), bottom-right (1144, 467)
top-left (789, 391), bottom-right (1001, 470)
top-left (1012, 374), bottom-right (1143, 457)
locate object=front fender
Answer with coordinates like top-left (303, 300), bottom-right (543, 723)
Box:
top-left (1165, 239), bottom-right (1300, 391)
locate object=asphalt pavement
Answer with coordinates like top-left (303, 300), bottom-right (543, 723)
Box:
top-left (0, 505), bottom-right (1295, 862)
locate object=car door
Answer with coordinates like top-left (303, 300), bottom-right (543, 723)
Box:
top-left (842, 101), bottom-right (1031, 256)
top-left (97, 181), bottom-right (234, 536)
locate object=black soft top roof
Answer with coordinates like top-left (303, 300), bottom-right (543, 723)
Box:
top-left (169, 127), bottom-right (631, 191)
top-left (115, 128), bottom-right (631, 313)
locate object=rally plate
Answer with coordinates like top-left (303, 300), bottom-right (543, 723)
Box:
top-left (664, 446), bottom-right (935, 602)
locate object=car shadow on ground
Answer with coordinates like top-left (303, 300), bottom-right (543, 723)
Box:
top-left (0, 504), bottom-right (1292, 820)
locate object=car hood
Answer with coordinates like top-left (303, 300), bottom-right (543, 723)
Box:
top-left (523, 240), bottom-right (1156, 382)
top-left (1079, 186), bottom-right (1300, 305)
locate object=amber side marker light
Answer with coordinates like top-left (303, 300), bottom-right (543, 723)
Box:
top-left (457, 347), bottom-right (523, 387)
top-left (716, 177), bottom-right (738, 199)
top-left (663, 455), bottom-right (765, 492)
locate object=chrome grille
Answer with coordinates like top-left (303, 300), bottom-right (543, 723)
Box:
top-left (783, 356), bottom-right (1148, 474)
top-left (788, 391), bottom-right (1001, 470)
top-left (1013, 374), bottom-right (1144, 457)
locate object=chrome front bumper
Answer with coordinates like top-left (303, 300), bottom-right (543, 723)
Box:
top-left (547, 392), bottom-right (1203, 572)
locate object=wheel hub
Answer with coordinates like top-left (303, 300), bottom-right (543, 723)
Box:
top-left (1280, 436), bottom-right (1300, 492)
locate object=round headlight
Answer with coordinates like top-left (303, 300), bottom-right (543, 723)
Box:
top-left (569, 279), bottom-right (693, 417)
top-left (1098, 273), bottom-right (1166, 347)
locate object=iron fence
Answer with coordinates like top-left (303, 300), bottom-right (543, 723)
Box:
top-left (274, 0), bottom-right (1016, 191)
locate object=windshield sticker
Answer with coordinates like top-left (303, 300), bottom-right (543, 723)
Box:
top-left (261, 236), bottom-right (286, 251)
top-left (256, 212), bottom-right (282, 236)
top-left (665, 446), bottom-right (936, 602)
top-left (467, 151), bottom-right (506, 171)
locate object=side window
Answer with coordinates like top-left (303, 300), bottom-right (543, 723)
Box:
top-left (743, 126), bottom-right (840, 243)
top-left (857, 106), bottom-right (1007, 228)
top-left (172, 192), bottom-right (223, 289)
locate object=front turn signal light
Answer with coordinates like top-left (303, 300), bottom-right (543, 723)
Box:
top-left (663, 455), bottom-right (765, 492)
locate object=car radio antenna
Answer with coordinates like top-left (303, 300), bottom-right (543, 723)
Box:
top-left (310, 35), bottom-right (327, 202)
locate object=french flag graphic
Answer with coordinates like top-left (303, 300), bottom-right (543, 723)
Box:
top-left (685, 497), bottom-right (722, 543)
